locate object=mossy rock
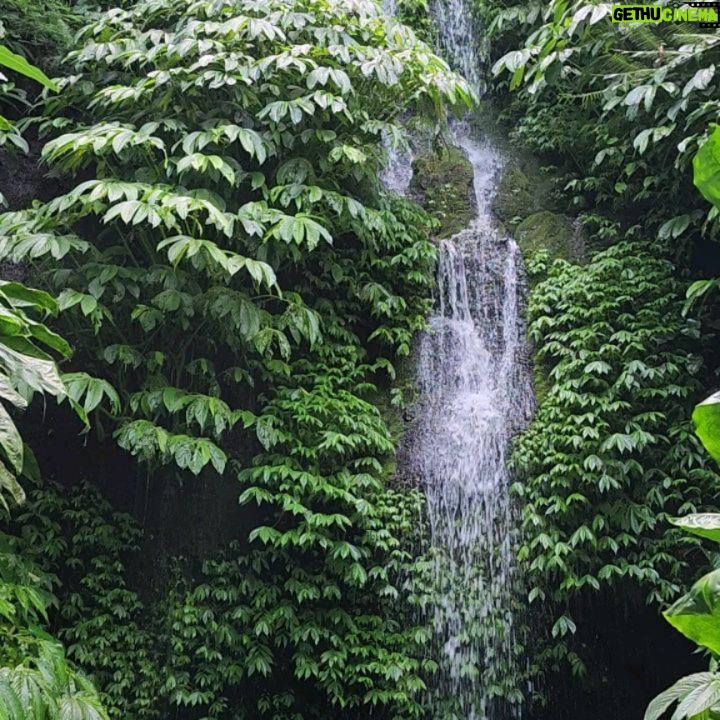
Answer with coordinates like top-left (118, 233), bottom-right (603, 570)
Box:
top-left (410, 145), bottom-right (475, 238)
top-left (515, 210), bottom-right (576, 261)
top-left (493, 166), bottom-right (541, 225)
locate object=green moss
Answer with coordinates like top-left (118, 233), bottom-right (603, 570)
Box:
top-left (493, 166), bottom-right (540, 226)
top-left (368, 357), bottom-right (418, 482)
top-left (410, 145), bottom-right (475, 238)
top-left (515, 210), bottom-right (575, 260)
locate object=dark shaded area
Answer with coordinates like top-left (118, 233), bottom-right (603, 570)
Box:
top-left (21, 401), bottom-right (257, 600)
top-left (535, 587), bottom-right (705, 720)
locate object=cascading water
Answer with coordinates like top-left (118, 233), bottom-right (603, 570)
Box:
top-left (404, 129), bottom-right (534, 719)
top-left (380, 0), bottom-right (536, 716)
top-left (430, 0), bottom-right (487, 94)
top-left (381, 134), bottom-right (414, 196)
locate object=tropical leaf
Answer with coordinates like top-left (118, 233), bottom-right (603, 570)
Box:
top-left (692, 391), bottom-right (720, 465)
top-left (0, 44), bottom-right (57, 90)
top-left (671, 514), bottom-right (720, 544)
top-left (664, 569), bottom-right (720, 655)
top-left (694, 123), bottom-right (720, 211)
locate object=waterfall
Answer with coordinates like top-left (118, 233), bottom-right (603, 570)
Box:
top-left (381, 132), bottom-right (414, 196)
top-left (404, 128), bottom-right (534, 719)
top-left (381, 0), bottom-right (536, 716)
top-left (430, 0), bottom-right (487, 94)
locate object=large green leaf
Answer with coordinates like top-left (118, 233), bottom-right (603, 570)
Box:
top-left (646, 672), bottom-right (720, 720)
top-left (0, 340), bottom-right (65, 397)
top-left (671, 514), bottom-right (720, 544)
top-left (0, 403), bottom-right (24, 474)
top-left (692, 391), bottom-right (720, 464)
top-left (694, 125), bottom-right (720, 211)
top-left (0, 282), bottom-right (58, 313)
top-left (0, 45), bottom-right (58, 91)
top-left (0, 460), bottom-right (25, 511)
top-left (664, 569), bottom-right (720, 655)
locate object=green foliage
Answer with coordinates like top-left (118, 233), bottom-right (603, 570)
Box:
top-left (0, 35), bottom-right (58, 197)
top-left (394, 0), bottom-right (437, 45)
top-left (0, 524), bottom-right (109, 720)
top-left (672, 513), bottom-right (720, 544)
top-left (0, 36), bottom-right (107, 717)
top-left (643, 114), bottom-right (720, 720)
top-left (489, 0), bottom-right (720, 251)
top-left (0, 1), bottom-right (468, 718)
top-left (646, 672), bottom-right (720, 720)
top-left (664, 568), bottom-right (720, 655)
top-left (0, 47), bottom-right (71, 511)
top-left (0, 0), bottom-right (468, 479)
top-left (692, 392), bottom-right (720, 465)
top-left (0, 281), bottom-right (70, 511)
top-left (12, 482), bottom-right (161, 719)
top-left (0, 44), bottom-right (58, 92)
top-left (685, 128), bottom-right (720, 314)
top-left (694, 125), bottom-right (720, 210)
top-left (0, 0), bottom-right (84, 69)
top-left (11, 472), bottom-right (431, 720)
top-left (645, 511), bottom-right (720, 719)
top-left (488, 1), bottom-right (720, 707)
top-left (513, 241), bottom-right (720, 677)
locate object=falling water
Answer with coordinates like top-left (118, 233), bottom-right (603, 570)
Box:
top-left (381, 0), bottom-right (535, 714)
top-left (381, 132), bottom-right (414, 196)
top-left (430, 0), bottom-right (487, 94)
top-left (403, 128), bottom-right (534, 718)
top-left (379, 1), bottom-right (415, 194)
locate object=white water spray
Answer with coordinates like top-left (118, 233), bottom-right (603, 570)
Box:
top-left (430, 0), bottom-right (487, 94)
top-left (381, 0), bottom-right (535, 714)
top-left (404, 129), bottom-right (534, 718)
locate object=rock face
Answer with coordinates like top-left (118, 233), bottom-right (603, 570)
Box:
top-left (491, 157), bottom-right (587, 264)
top-left (515, 210), bottom-right (578, 260)
top-left (493, 166), bottom-right (541, 225)
top-left (0, 144), bottom-right (49, 211)
top-left (410, 145), bottom-right (475, 238)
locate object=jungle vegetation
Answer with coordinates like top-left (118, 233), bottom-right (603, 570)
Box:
top-left (3, 1), bottom-right (720, 720)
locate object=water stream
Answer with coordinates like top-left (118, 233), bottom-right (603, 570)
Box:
top-left (406, 128), bottom-right (534, 719)
top-left (382, 2), bottom-right (536, 717)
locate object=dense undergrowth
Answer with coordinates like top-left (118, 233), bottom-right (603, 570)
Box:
top-left (4, 0), bottom-right (720, 719)
top-left (483, 1), bottom-right (720, 716)
top-left (0, 1), bottom-right (471, 719)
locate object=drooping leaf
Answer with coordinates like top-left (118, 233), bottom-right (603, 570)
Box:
top-left (664, 569), bottom-right (720, 655)
top-left (645, 673), bottom-right (720, 720)
top-left (0, 403), bottom-right (24, 474)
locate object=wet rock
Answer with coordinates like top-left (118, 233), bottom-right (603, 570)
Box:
top-left (492, 166), bottom-right (540, 225)
top-left (0, 145), bottom-right (48, 211)
top-left (410, 145), bottom-right (475, 238)
top-left (515, 210), bottom-right (577, 261)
